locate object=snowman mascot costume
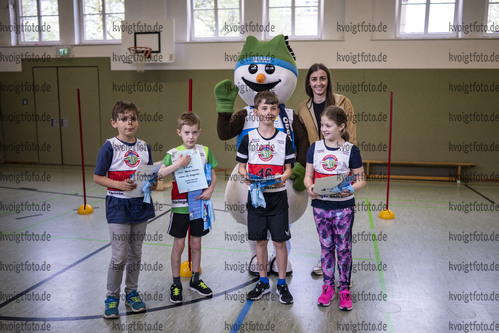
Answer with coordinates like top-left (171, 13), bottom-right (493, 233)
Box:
top-left (214, 35), bottom-right (309, 275)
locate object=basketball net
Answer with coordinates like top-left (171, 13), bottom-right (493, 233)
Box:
top-left (128, 47), bottom-right (152, 72)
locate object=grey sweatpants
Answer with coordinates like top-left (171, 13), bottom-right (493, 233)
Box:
top-left (106, 221), bottom-right (148, 298)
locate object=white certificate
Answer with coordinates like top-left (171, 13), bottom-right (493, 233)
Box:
top-left (313, 173), bottom-right (353, 195)
top-left (124, 162), bottom-right (162, 198)
top-left (174, 149), bottom-right (208, 193)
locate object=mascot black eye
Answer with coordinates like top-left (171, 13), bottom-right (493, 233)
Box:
top-left (265, 64), bottom-right (275, 74)
top-left (248, 64), bottom-right (258, 74)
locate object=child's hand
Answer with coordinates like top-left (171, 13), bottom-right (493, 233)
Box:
top-left (176, 154), bottom-right (191, 168)
top-left (241, 173), bottom-right (252, 185)
top-left (274, 173), bottom-right (285, 187)
top-left (147, 181), bottom-right (157, 191)
top-left (306, 185), bottom-right (319, 199)
top-left (157, 166), bottom-right (167, 179)
top-left (338, 184), bottom-right (354, 197)
top-left (120, 178), bottom-right (137, 191)
top-left (196, 187), bottom-right (214, 201)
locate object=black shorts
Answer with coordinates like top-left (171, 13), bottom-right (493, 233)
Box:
top-left (247, 209), bottom-right (291, 242)
top-left (246, 191), bottom-right (288, 215)
top-left (168, 213), bottom-right (209, 238)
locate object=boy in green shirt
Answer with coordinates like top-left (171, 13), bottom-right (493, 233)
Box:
top-left (158, 112), bottom-right (217, 304)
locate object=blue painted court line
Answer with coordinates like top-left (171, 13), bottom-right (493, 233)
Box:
top-left (0, 242), bottom-right (111, 310)
top-left (0, 206), bottom-right (263, 322)
top-left (0, 210), bottom-right (170, 311)
top-left (230, 299), bottom-right (254, 333)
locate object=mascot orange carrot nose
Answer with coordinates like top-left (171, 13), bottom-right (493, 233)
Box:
top-left (214, 35), bottom-right (308, 275)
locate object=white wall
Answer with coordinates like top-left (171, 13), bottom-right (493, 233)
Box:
top-left (0, 0), bottom-right (498, 71)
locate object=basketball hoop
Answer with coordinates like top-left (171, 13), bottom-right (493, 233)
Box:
top-left (128, 46), bottom-right (152, 72)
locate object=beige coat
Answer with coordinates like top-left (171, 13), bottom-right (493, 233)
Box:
top-left (297, 93), bottom-right (357, 145)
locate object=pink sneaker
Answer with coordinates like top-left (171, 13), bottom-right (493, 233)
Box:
top-left (317, 285), bottom-right (334, 306)
top-left (339, 290), bottom-right (353, 311)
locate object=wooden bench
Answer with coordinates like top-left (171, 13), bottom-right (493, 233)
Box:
top-left (363, 160), bottom-right (476, 182)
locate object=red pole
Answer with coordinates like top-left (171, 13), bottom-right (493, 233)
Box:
top-left (386, 92), bottom-right (393, 210)
top-left (77, 89), bottom-right (87, 209)
top-left (188, 78), bottom-right (192, 112)
top-left (188, 79), bottom-right (192, 270)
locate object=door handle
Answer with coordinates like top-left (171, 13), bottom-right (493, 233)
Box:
top-left (51, 118), bottom-right (59, 128)
top-left (61, 118), bottom-right (69, 128)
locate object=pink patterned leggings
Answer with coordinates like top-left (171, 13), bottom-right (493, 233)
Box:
top-left (313, 206), bottom-right (354, 291)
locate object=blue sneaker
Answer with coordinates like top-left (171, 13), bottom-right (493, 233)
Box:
top-left (103, 297), bottom-right (119, 319)
top-left (125, 290), bottom-right (146, 312)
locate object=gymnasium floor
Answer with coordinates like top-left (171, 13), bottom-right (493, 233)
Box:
top-left (0, 164), bottom-right (498, 333)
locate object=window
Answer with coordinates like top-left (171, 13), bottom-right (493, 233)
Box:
top-left (265, 0), bottom-right (321, 38)
top-left (190, 0), bottom-right (242, 39)
top-left (80, 0), bottom-right (124, 42)
top-left (486, 0), bottom-right (499, 34)
top-left (398, 0), bottom-right (459, 37)
top-left (16, 0), bottom-right (60, 43)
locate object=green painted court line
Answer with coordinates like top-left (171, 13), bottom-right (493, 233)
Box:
top-left (366, 199), bottom-right (393, 332)
top-left (0, 192), bottom-right (78, 217)
top-left (0, 187), bottom-right (99, 217)
top-left (50, 236), bottom-right (109, 242)
top-left (9, 211), bottom-right (74, 234)
top-left (389, 204), bottom-right (448, 209)
top-left (386, 313), bottom-right (395, 333)
top-left (366, 198), bottom-right (375, 230)
top-left (7, 198), bottom-right (104, 234)
top-left (357, 198), bottom-right (449, 210)
top-left (357, 196), bottom-right (450, 204)
top-left (1, 231), bottom-right (258, 253)
top-left (372, 237), bottom-right (387, 295)
top-left (1, 226), bottom-right (381, 259)
top-left (201, 246), bottom-right (248, 252)
top-left (91, 198), bottom-right (106, 205)
top-left (384, 203), bottom-right (446, 209)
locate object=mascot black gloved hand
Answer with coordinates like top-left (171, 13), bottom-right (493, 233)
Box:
top-left (215, 35), bottom-right (309, 275)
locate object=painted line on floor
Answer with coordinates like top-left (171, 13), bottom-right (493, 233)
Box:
top-left (0, 193), bottom-right (69, 218)
top-left (0, 242), bottom-right (112, 310)
top-left (15, 214), bottom-right (43, 220)
top-left (50, 235), bottom-right (110, 243)
top-left (0, 277), bottom-right (259, 321)
top-left (0, 186), bottom-right (103, 201)
top-left (9, 210), bottom-right (74, 234)
top-left (6, 198), bottom-right (104, 234)
top-left (366, 198), bottom-right (393, 333)
top-left (5, 197), bottom-right (166, 236)
top-left (0, 209), bottom-right (168, 309)
top-left (464, 184), bottom-right (495, 204)
top-left (0, 208), bottom-right (260, 322)
top-left (367, 198), bottom-right (375, 230)
top-left (229, 299), bottom-right (254, 333)
top-left (356, 196), bottom-right (452, 204)
top-left (230, 200), bottom-right (381, 332)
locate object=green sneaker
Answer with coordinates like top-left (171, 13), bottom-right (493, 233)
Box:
top-left (125, 290), bottom-right (146, 313)
top-left (103, 297), bottom-right (119, 319)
